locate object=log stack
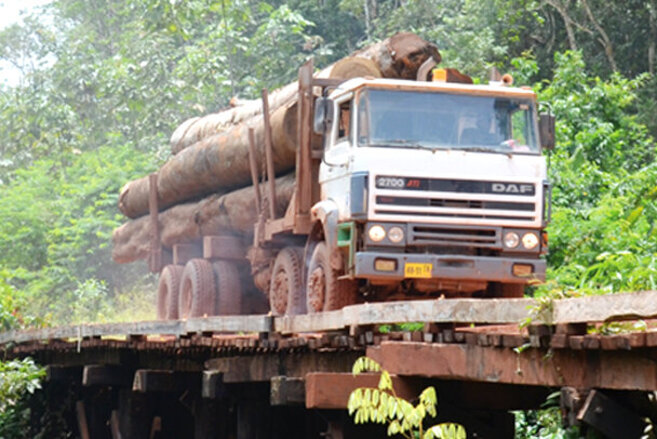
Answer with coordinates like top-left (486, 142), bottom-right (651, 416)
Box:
top-left (112, 33), bottom-right (441, 264)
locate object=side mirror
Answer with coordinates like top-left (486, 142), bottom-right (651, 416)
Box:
top-left (313, 97), bottom-right (335, 135)
top-left (539, 113), bottom-right (555, 150)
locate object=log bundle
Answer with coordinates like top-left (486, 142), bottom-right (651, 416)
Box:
top-left (112, 174), bottom-right (295, 264)
top-left (112, 33), bottom-right (441, 265)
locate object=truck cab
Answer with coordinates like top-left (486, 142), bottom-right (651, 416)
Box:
top-left (306, 74), bottom-right (552, 310)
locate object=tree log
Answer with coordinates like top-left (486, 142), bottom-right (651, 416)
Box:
top-left (169, 32), bottom-right (440, 154)
top-left (119, 101), bottom-right (302, 218)
top-left (112, 174), bottom-right (295, 264)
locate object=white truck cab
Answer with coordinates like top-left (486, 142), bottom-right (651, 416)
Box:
top-left (311, 74), bottom-right (552, 302)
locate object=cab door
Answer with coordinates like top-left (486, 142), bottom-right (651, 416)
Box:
top-left (319, 94), bottom-right (354, 219)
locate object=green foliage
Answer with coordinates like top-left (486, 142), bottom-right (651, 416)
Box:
top-left (0, 358), bottom-right (46, 437)
top-left (0, 143), bottom-right (156, 323)
top-left (508, 49), bottom-right (657, 298)
top-left (515, 407), bottom-right (580, 439)
top-left (348, 356), bottom-right (465, 439)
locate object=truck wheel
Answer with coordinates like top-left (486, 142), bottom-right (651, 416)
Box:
top-left (179, 259), bottom-right (216, 318)
top-left (157, 265), bottom-right (184, 320)
top-left (306, 242), bottom-right (357, 313)
top-left (269, 247), bottom-right (305, 316)
top-left (212, 261), bottom-right (242, 315)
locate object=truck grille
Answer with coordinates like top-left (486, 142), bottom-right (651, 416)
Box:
top-left (408, 224), bottom-right (501, 248)
top-left (370, 176), bottom-right (542, 226)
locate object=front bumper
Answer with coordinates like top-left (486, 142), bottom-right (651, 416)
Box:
top-left (354, 252), bottom-right (546, 283)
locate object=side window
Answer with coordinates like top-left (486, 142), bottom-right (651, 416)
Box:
top-left (337, 101), bottom-right (352, 143)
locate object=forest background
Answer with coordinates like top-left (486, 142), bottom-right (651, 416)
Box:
top-left (0, 0), bottom-right (656, 435)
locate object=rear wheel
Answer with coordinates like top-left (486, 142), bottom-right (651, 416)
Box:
top-left (212, 261), bottom-right (242, 315)
top-left (306, 242), bottom-right (357, 313)
top-left (157, 265), bottom-right (184, 320)
top-left (269, 247), bottom-right (305, 316)
top-left (179, 259), bottom-right (216, 318)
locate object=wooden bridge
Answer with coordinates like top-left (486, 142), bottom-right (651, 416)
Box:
top-left (3, 291), bottom-right (657, 438)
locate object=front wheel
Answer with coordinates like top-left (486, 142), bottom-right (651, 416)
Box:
top-left (269, 247), bottom-right (305, 316)
top-left (306, 242), bottom-right (357, 313)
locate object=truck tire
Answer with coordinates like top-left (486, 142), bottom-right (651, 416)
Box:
top-left (157, 265), bottom-right (184, 320)
top-left (179, 259), bottom-right (216, 318)
top-left (269, 247), bottom-right (306, 316)
top-left (306, 242), bottom-right (357, 313)
top-left (212, 261), bottom-right (242, 315)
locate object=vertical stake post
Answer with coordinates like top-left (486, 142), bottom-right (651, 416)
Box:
top-left (148, 173), bottom-right (162, 273)
top-left (261, 88), bottom-right (277, 220)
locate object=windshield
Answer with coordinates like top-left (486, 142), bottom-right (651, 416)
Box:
top-left (357, 88), bottom-right (539, 153)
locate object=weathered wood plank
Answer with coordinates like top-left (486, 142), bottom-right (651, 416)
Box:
top-left (304, 372), bottom-right (421, 409)
top-left (577, 390), bottom-right (647, 438)
top-left (2, 291), bottom-right (657, 346)
top-left (274, 310), bottom-right (344, 334)
top-left (552, 290), bottom-right (657, 323)
top-left (270, 376), bottom-right (305, 406)
top-left (184, 315), bottom-right (272, 334)
top-left (83, 365), bottom-right (132, 387)
top-left (343, 298), bottom-right (537, 326)
top-left (371, 341), bottom-right (657, 391)
top-left (0, 315), bottom-right (270, 345)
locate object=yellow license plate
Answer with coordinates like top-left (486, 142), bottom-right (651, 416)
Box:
top-left (404, 263), bottom-right (433, 279)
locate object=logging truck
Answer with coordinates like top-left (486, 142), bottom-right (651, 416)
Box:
top-left (150, 58), bottom-right (555, 319)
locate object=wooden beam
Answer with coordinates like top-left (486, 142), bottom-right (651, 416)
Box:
top-left (304, 372), bottom-right (422, 409)
top-left (202, 371), bottom-right (227, 399)
top-left (275, 310), bottom-right (344, 334)
top-left (203, 235), bottom-right (245, 260)
top-left (205, 351), bottom-right (359, 383)
top-left (4, 291), bottom-right (657, 346)
top-left (172, 243), bottom-right (202, 265)
top-left (148, 172), bottom-right (162, 273)
top-left (0, 315), bottom-right (271, 345)
top-left (270, 376), bottom-right (305, 406)
top-left (83, 365), bottom-right (132, 387)
top-left (110, 410), bottom-right (121, 439)
top-left (133, 369), bottom-right (175, 393)
top-left (45, 365), bottom-right (82, 383)
top-left (343, 298), bottom-right (537, 327)
top-left (133, 370), bottom-right (200, 393)
top-left (76, 400), bottom-right (91, 439)
top-left (115, 389), bottom-right (154, 439)
top-left (370, 341), bottom-right (657, 391)
top-left (577, 390), bottom-right (647, 438)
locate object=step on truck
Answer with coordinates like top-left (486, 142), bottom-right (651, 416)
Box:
top-left (156, 58), bottom-right (555, 318)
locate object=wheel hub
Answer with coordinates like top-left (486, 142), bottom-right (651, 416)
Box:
top-left (307, 267), bottom-right (326, 313)
top-left (270, 271), bottom-right (289, 314)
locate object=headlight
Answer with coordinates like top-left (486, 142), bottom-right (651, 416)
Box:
top-left (388, 226), bottom-right (405, 243)
top-left (522, 232), bottom-right (539, 250)
top-left (368, 225), bottom-right (386, 242)
top-left (503, 232), bottom-right (520, 248)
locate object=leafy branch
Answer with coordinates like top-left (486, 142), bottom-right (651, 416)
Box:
top-left (347, 356), bottom-right (465, 439)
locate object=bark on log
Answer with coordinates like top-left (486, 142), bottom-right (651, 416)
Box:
top-left (169, 33), bottom-right (440, 154)
top-left (119, 101), bottom-right (303, 218)
top-left (112, 174), bottom-right (295, 264)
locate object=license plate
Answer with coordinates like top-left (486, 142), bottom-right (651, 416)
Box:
top-left (404, 263), bottom-right (433, 279)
